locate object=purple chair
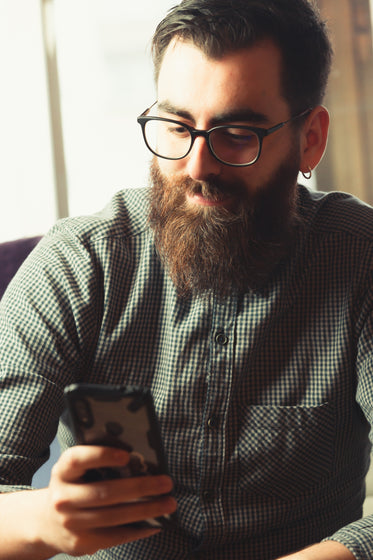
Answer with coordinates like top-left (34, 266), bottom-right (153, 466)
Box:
top-left (0, 236), bottom-right (42, 298)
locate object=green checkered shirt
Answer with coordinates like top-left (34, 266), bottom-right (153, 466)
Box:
top-left (1, 186), bottom-right (373, 559)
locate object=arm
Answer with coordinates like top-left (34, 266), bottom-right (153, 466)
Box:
top-left (0, 446), bottom-right (176, 559)
top-left (0, 212), bottom-right (179, 557)
top-left (277, 541), bottom-right (355, 559)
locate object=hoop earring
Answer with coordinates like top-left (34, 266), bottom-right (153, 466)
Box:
top-left (302, 166), bottom-right (312, 180)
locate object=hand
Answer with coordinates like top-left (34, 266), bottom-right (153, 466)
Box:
top-left (34, 445), bottom-right (177, 557)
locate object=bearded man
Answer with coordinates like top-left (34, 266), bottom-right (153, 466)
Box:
top-left (1, 1), bottom-right (373, 559)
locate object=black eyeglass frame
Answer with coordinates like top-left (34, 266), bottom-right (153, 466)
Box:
top-left (137, 103), bottom-right (312, 167)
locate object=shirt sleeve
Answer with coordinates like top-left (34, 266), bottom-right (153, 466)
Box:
top-left (324, 274), bottom-right (373, 559)
top-left (0, 226), bottom-right (101, 490)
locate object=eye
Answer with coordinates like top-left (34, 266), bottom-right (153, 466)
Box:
top-left (166, 124), bottom-right (189, 137)
top-left (221, 128), bottom-right (257, 144)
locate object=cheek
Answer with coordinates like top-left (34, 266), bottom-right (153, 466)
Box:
top-left (229, 168), bottom-right (262, 197)
top-left (157, 157), bottom-right (186, 176)
top-left (246, 136), bottom-right (297, 188)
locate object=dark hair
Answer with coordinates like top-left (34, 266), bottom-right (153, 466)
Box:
top-left (151, 0), bottom-right (333, 115)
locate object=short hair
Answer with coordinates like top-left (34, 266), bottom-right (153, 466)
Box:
top-left (151, 0), bottom-right (333, 115)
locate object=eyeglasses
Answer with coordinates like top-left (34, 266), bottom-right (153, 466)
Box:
top-left (137, 102), bottom-right (311, 167)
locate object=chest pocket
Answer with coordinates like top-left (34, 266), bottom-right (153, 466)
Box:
top-left (237, 402), bottom-right (335, 501)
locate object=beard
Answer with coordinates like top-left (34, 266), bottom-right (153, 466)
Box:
top-left (148, 152), bottom-right (301, 299)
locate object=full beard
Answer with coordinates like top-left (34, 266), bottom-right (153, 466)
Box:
top-left (148, 156), bottom-right (301, 299)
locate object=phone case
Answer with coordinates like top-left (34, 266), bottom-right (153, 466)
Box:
top-left (63, 383), bottom-right (174, 529)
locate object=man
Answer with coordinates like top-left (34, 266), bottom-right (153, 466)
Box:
top-left (0, 0), bottom-right (372, 558)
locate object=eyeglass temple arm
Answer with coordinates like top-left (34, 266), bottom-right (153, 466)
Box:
top-left (140, 100), bottom-right (158, 117)
top-left (265, 108), bottom-right (313, 137)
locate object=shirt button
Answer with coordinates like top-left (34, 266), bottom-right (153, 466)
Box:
top-left (215, 332), bottom-right (229, 345)
top-left (207, 416), bottom-right (219, 429)
top-left (202, 490), bottom-right (215, 502)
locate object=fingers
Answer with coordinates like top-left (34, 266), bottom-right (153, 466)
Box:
top-left (80, 475), bottom-right (173, 508)
top-left (50, 446), bottom-right (173, 510)
top-left (60, 494), bottom-right (177, 531)
top-left (50, 446), bottom-right (173, 511)
top-left (53, 473), bottom-right (174, 510)
top-left (52, 445), bottom-right (130, 483)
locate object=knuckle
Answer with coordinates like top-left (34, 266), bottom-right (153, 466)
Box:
top-left (51, 488), bottom-right (70, 511)
top-left (60, 514), bottom-right (76, 531)
top-left (91, 484), bottom-right (111, 503)
top-left (52, 448), bottom-right (79, 476)
top-left (63, 452), bottom-right (81, 471)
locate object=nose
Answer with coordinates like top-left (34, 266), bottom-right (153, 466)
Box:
top-left (185, 136), bottom-right (222, 181)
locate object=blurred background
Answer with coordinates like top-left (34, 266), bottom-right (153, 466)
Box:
top-left (1, 0), bottom-right (373, 242)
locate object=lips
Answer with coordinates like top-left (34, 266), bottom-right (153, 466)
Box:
top-left (185, 181), bottom-right (237, 208)
top-left (186, 192), bottom-right (234, 207)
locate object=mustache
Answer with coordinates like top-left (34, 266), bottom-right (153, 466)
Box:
top-left (148, 157), bottom-right (249, 205)
top-left (173, 175), bottom-right (250, 203)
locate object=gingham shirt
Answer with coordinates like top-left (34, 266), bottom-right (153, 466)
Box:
top-left (1, 185), bottom-right (373, 560)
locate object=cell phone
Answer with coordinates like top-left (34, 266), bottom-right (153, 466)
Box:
top-left (63, 382), bottom-right (174, 529)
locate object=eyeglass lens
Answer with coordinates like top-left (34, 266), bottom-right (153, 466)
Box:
top-left (143, 120), bottom-right (260, 165)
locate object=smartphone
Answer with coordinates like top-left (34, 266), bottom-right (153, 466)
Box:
top-left (63, 382), bottom-right (174, 529)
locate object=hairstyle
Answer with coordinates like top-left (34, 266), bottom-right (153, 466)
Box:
top-left (151, 0), bottom-right (333, 116)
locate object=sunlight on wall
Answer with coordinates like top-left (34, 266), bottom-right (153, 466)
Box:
top-left (0, 0), bottom-right (175, 241)
top-left (54, 0), bottom-right (176, 217)
top-left (0, 0), bottom-right (55, 241)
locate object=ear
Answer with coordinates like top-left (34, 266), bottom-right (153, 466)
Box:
top-left (299, 106), bottom-right (329, 175)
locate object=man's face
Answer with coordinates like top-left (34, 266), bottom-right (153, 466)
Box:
top-left (149, 39), bottom-right (302, 297)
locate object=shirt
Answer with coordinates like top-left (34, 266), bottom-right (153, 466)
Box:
top-left (1, 185), bottom-right (373, 560)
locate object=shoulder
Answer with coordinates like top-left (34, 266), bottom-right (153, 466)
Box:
top-left (2, 188), bottom-right (153, 311)
top-left (22, 187), bottom-right (153, 288)
top-left (38, 187), bottom-right (152, 266)
top-left (298, 185), bottom-right (373, 242)
top-left (48, 187), bottom-right (150, 245)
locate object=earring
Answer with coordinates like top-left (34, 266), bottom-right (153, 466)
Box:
top-left (302, 166), bottom-right (312, 180)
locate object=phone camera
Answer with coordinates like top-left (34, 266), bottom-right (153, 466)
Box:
top-left (74, 398), bottom-right (93, 428)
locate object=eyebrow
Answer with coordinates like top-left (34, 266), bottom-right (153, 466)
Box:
top-left (156, 100), bottom-right (270, 126)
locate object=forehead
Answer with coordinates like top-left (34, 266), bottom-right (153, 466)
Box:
top-left (156, 39), bottom-right (290, 123)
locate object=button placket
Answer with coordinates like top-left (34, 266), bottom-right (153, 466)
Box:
top-left (199, 295), bottom-right (238, 536)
